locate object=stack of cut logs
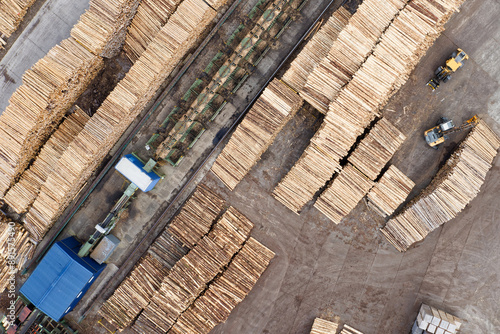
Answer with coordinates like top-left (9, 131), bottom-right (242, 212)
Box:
top-left (123, 0), bottom-right (182, 62)
top-left (282, 7), bottom-right (351, 92)
top-left (3, 108), bottom-right (90, 215)
top-left (0, 38), bottom-right (103, 197)
top-left (381, 121), bottom-right (500, 252)
top-left (71, 0), bottom-right (142, 57)
top-left (315, 164), bottom-right (374, 224)
top-left (100, 184), bottom-right (225, 329)
top-left (169, 237), bottom-right (275, 334)
top-left (309, 318), bottom-right (339, 334)
top-left (0, 0), bottom-right (36, 38)
top-left (273, 0), bottom-right (468, 214)
top-left (133, 206), bottom-right (254, 333)
top-left (211, 79), bottom-right (303, 190)
top-left (367, 165), bottom-right (415, 217)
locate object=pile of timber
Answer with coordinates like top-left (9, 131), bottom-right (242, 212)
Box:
top-left (168, 237), bottom-right (275, 334)
top-left (300, 0), bottom-right (408, 114)
top-left (348, 118), bottom-right (406, 180)
top-left (381, 121), bottom-right (500, 252)
top-left (367, 165), bottom-right (415, 217)
top-left (132, 206), bottom-right (253, 333)
top-left (123, 0), bottom-right (182, 62)
top-left (71, 0), bottom-right (142, 57)
top-left (100, 184), bottom-right (225, 330)
top-left (273, 0), bottom-right (468, 214)
top-left (24, 0), bottom-right (219, 242)
top-left (340, 324), bottom-right (364, 334)
top-left (315, 164), bottom-right (374, 224)
top-left (416, 304), bottom-right (462, 333)
top-left (4, 109), bottom-right (90, 215)
top-left (0, 38), bottom-right (103, 197)
top-left (0, 0), bottom-right (36, 38)
top-left (309, 318), bottom-right (339, 334)
top-left (281, 7), bottom-right (351, 92)
top-left (211, 79), bottom-right (303, 190)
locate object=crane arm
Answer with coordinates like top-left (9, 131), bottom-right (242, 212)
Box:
top-left (443, 115), bottom-right (479, 135)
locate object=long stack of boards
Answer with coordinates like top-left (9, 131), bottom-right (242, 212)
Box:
top-left (0, 0), bottom-right (36, 39)
top-left (308, 318), bottom-right (364, 334)
top-left (415, 304), bottom-right (462, 334)
top-left (381, 120), bottom-right (500, 251)
top-left (274, 0), bottom-right (468, 215)
top-left (211, 79), bottom-right (303, 190)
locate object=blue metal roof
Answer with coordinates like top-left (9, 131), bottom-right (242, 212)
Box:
top-left (20, 237), bottom-right (106, 321)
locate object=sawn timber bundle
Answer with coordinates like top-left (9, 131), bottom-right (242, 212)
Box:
top-left (367, 165), bottom-right (415, 217)
top-left (211, 79), bottom-right (303, 190)
top-left (0, 0), bottom-right (36, 38)
top-left (381, 121), bottom-right (500, 252)
top-left (309, 318), bottom-right (340, 334)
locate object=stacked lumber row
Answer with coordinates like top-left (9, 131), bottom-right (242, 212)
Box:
top-left (367, 165), bottom-right (415, 217)
top-left (211, 79), bottom-right (303, 190)
top-left (71, 0), bottom-right (142, 57)
top-left (0, 0), bottom-right (36, 37)
top-left (300, 0), bottom-right (408, 114)
top-left (340, 324), bottom-right (364, 334)
top-left (309, 318), bottom-right (339, 334)
top-left (0, 38), bottom-right (103, 197)
top-left (100, 185), bottom-right (224, 329)
top-left (25, 0), bottom-right (218, 242)
top-left (416, 304), bottom-right (462, 334)
top-left (348, 118), bottom-right (406, 180)
top-left (168, 237), bottom-right (275, 334)
top-left (273, 0), bottom-right (469, 214)
top-left (133, 206), bottom-right (253, 333)
top-left (281, 7), bottom-right (351, 92)
top-left (3, 109), bottom-right (90, 214)
top-left (315, 164), bottom-right (374, 224)
top-left (123, 0), bottom-right (182, 62)
top-left (381, 121), bottom-right (500, 251)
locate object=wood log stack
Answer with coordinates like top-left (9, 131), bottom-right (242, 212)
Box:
top-left (348, 118), bottom-right (406, 180)
top-left (315, 164), bottom-right (374, 224)
top-left (381, 120), bottom-right (500, 252)
top-left (0, 38), bottom-right (103, 197)
top-left (133, 206), bottom-right (253, 333)
top-left (100, 184), bottom-right (225, 330)
top-left (309, 318), bottom-right (339, 334)
top-left (273, 0), bottom-right (468, 214)
top-left (367, 165), bottom-right (415, 217)
top-left (24, 0), bottom-right (219, 242)
top-left (211, 79), bottom-right (303, 190)
top-left (123, 0), bottom-right (182, 62)
top-left (168, 237), bottom-right (274, 334)
top-left (3, 108), bottom-right (90, 215)
top-left (71, 0), bottom-right (142, 57)
top-left (281, 7), bottom-right (351, 92)
top-left (0, 0), bottom-right (36, 38)
top-left (300, 0), bottom-right (408, 114)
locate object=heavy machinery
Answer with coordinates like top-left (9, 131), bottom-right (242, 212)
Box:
top-left (427, 49), bottom-right (468, 90)
top-left (424, 115), bottom-right (479, 148)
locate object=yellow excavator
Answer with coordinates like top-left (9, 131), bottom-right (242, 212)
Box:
top-left (427, 49), bottom-right (468, 90)
top-left (424, 115), bottom-right (479, 148)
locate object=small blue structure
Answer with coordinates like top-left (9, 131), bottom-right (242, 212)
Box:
top-left (20, 237), bottom-right (106, 321)
top-left (114, 154), bottom-right (161, 192)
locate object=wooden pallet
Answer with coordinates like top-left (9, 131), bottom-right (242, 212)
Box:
top-left (309, 318), bottom-right (339, 334)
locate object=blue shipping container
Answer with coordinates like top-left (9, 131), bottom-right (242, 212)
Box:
top-left (20, 237), bottom-right (106, 321)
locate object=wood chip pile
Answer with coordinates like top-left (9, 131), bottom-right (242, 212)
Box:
top-left (168, 237), bottom-right (274, 334)
top-left (71, 0), bottom-right (142, 57)
top-left (100, 184), bottom-right (225, 329)
top-left (133, 206), bottom-right (253, 333)
top-left (281, 7), bottom-right (351, 92)
top-left (309, 318), bottom-right (339, 334)
top-left (273, 0), bottom-right (468, 214)
top-left (315, 164), bottom-right (374, 224)
top-left (4, 109), bottom-right (90, 215)
top-left (211, 79), bottom-right (303, 190)
top-left (381, 121), bottom-right (500, 251)
top-left (0, 0), bottom-right (36, 38)
top-left (300, 0), bottom-right (407, 114)
top-left (0, 38), bottom-right (103, 197)
top-left (123, 0), bottom-right (182, 62)
top-left (24, 0), bottom-right (218, 242)
top-left (367, 165), bottom-right (415, 217)
top-left (348, 118), bottom-right (406, 180)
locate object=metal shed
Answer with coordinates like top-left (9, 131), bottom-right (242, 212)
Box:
top-left (114, 154), bottom-right (161, 192)
top-left (20, 237), bottom-right (106, 321)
